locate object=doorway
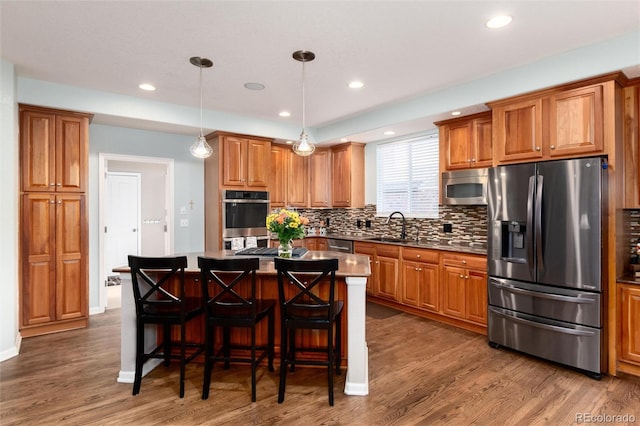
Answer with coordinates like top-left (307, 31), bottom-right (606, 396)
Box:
top-left (98, 153), bottom-right (175, 311)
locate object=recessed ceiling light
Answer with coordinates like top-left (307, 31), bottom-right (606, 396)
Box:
top-left (279, 111), bottom-right (291, 117)
top-left (285, 140), bottom-right (294, 145)
top-left (451, 111), bottom-right (462, 116)
top-left (383, 131), bottom-right (395, 136)
top-left (486, 15), bottom-right (512, 29)
top-left (138, 83), bottom-right (156, 91)
top-left (348, 80), bottom-right (364, 89)
top-left (244, 82), bottom-right (265, 90)
top-left (340, 138), bottom-right (348, 142)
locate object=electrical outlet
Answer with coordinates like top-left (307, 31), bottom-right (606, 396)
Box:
top-left (356, 219), bottom-right (362, 228)
top-left (365, 220), bottom-right (371, 228)
top-left (180, 219), bottom-right (189, 227)
top-left (443, 223), bottom-right (453, 233)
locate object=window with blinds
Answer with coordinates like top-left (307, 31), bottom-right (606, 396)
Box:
top-left (376, 134), bottom-right (439, 218)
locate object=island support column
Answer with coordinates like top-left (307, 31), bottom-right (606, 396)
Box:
top-left (344, 276), bottom-right (369, 395)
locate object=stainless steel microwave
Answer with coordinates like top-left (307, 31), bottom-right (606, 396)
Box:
top-left (441, 168), bottom-right (488, 205)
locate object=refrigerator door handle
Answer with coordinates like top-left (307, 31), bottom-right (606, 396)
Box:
top-left (535, 174), bottom-right (544, 272)
top-left (489, 307), bottom-right (596, 337)
top-left (489, 279), bottom-right (597, 304)
top-left (526, 175), bottom-right (536, 275)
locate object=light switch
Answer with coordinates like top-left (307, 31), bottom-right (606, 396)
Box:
top-left (180, 219), bottom-right (189, 227)
top-left (180, 206), bottom-right (187, 215)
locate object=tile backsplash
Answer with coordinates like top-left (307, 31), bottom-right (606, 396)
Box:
top-left (292, 204), bottom-right (487, 248)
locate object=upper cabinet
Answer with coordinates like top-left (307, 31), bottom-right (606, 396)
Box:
top-left (20, 105), bottom-right (91, 193)
top-left (269, 144), bottom-right (308, 208)
top-left (489, 74), bottom-right (620, 165)
top-left (207, 132), bottom-right (272, 189)
top-left (436, 111), bottom-right (492, 171)
top-left (623, 79), bottom-right (640, 209)
top-left (331, 142), bottom-right (365, 208)
top-left (309, 148), bottom-right (332, 208)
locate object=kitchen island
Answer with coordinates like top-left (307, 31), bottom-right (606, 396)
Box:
top-left (114, 250), bottom-right (371, 396)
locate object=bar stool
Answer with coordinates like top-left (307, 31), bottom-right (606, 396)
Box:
top-left (128, 255), bottom-right (204, 398)
top-left (198, 256), bottom-right (275, 402)
top-left (273, 257), bottom-right (342, 406)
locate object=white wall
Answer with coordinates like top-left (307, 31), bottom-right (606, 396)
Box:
top-left (0, 60), bottom-right (20, 361)
top-left (89, 124), bottom-right (206, 311)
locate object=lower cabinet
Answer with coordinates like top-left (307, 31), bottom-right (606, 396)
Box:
top-left (21, 193), bottom-right (88, 336)
top-left (357, 241), bottom-right (488, 333)
top-left (618, 283), bottom-right (640, 374)
top-left (401, 248), bottom-right (439, 312)
top-left (441, 253), bottom-right (488, 326)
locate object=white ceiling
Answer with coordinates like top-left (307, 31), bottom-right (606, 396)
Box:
top-left (2, 1), bottom-right (639, 144)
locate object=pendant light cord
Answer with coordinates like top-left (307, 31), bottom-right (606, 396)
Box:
top-left (199, 64), bottom-right (204, 138)
top-left (301, 59), bottom-right (306, 132)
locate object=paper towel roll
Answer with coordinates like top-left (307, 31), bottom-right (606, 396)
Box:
top-left (245, 236), bottom-right (257, 248)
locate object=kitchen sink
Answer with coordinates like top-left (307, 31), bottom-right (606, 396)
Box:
top-left (365, 237), bottom-right (414, 244)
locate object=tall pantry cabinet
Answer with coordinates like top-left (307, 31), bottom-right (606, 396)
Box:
top-left (19, 105), bottom-right (92, 337)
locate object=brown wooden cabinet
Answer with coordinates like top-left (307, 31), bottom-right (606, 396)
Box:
top-left (623, 79), bottom-right (640, 208)
top-left (401, 247), bottom-right (439, 312)
top-left (376, 245), bottom-right (400, 301)
top-left (20, 105), bottom-right (90, 193)
top-left (309, 148), bottom-right (332, 207)
top-left (269, 144), bottom-right (308, 208)
top-left (436, 111), bottom-right (492, 171)
top-left (354, 241), bottom-right (376, 295)
top-left (618, 284), bottom-right (640, 374)
top-left (490, 77), bottom-right (615, 165)
top-left (19, 105), bottom-right (91, 337)
top-left (331, 142), bottom-right (365, 208)
top-left (440, 253), bottom-right (487, 326)
top-left (207, 132), bottom-right (272, 189)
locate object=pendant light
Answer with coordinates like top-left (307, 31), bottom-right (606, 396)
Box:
top-left (189, 56), bottom-right (214, 159)
top-left (292, 50), bottom-right (316, 156)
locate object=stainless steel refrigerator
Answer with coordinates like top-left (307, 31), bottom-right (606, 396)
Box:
top-left (487, 156), bottom-right (607, 378)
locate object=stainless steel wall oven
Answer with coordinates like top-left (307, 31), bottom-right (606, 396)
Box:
top-left (222, 190), bottom-right (270, 249)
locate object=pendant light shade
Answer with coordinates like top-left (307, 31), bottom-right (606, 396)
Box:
top-left (292, 50), bottom-right (316, 156)
top-left (189, 56), bottom-right (213, 159)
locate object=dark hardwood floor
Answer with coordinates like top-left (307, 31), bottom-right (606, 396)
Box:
top-left (1, 304), bottom-right (639, 425)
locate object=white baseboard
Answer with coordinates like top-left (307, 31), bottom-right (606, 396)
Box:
top-left (117, 359), bottom-right (163, 384)
top-left (0, 333), bottom-right (21, 363)
top-left (90, 306), bottom-right (106, 315)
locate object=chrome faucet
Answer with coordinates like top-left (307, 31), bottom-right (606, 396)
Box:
top-left (386, 211), bottom-right (406, 239)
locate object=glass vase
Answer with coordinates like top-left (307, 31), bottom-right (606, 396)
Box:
top-left (278, 240), bottom-right (293, 258)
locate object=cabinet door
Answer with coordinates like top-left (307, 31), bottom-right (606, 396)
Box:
top-left (401, 261), bottom-right (421, 307)
top-left (55, 194), bottom-right (87, 320)
top-left (21, 194), bottom-right (56, 325)
top-left (222, 136), bottom-right (246, 186)
top-left (444, 122), bottom-right (473, 170)
top-left (56, 115), bottom-right (88, 192)
top-left (269, 145), bottom-right (287, 207)
top-left (354, 242), bottom-right (376, 294)
top-left (309, 148), bottom-right (331, 207)
top-left (419, 263), bottom-right (439, 312)
top-left (377, 255), bottom-right (399, 300)
top-left (331, 145), bottom-right (351, 207)
top-left (619, 285), bottom-right (640, 365)
top-left (548, 84), bottom-right (604, 158)
top-left (473, 116), bottom-right (493, 168)
top-left (21, 109), bottom-right (56, 192)
top-left (442, 265), bottom-right (466, 319)
top-left (466, 270), bottom-right (487, 325)
top-left (246, 139), bottom-right (271, 187)
top-left (287, 152), bottom-right (308, 206)
top-left (494, 98), bottom-right (543, 163)
top-left (316, 238), bottom-right (328, 251)
top-left (623, 83), bottom-right (640, 208)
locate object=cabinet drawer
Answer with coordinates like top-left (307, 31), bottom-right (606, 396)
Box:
top-left (442, 253), bottom-right (486, 270)
top-left (376, 244), bottom-right (400, 258)
top-left (354, 241), bottom-right (375, 255)
top-left (402, 247), bottom-right (439, 264)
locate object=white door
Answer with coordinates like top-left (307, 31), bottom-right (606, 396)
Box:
top-left (105, 172), bottom-right (141, 274)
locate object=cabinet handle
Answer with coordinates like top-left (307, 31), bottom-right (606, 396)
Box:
top-left (459, 274), bottom-right (464, 278)
top-left (471, 158), bottom-right (476, 162)
top-left (57, 200), bottom-right (62, 204)
top-left (465, 275), bottom-right (469, 279)
top-left (49, 200), bottom-right (55, 204)
top-left (462, 260), bottom-right (466, 264)
top-left (56, 183), bottom-right (61, 186)
top-left (550, 145), bottom-right (555, 150)
top-left (416, 254), bottom-right (421, 258)
top-left (49, 183), bottom-right (56, 187)
top-left (536, 146), bottom-right (541, 151)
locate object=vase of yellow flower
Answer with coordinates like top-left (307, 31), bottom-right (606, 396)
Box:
top-left (266, 209), bottom-right (309, 258)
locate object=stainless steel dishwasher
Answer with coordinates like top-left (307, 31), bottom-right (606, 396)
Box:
top-left (326, 238), bottom-right (354, 254)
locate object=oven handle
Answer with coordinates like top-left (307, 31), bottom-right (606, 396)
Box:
top-left (489, 279), bottom-right (597, 304)
top-left (489, 307), bottom-right (596, 336)
top-left (223, 199), bottom-right (270, 204)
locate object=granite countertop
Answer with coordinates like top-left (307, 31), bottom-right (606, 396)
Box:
top-left (322, 233), bottom-right (487, 256)
top-left (618, 275), bottom-right (640, 285)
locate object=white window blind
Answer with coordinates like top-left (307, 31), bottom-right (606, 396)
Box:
top-left (376, 134), bottom-right (439, 218)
